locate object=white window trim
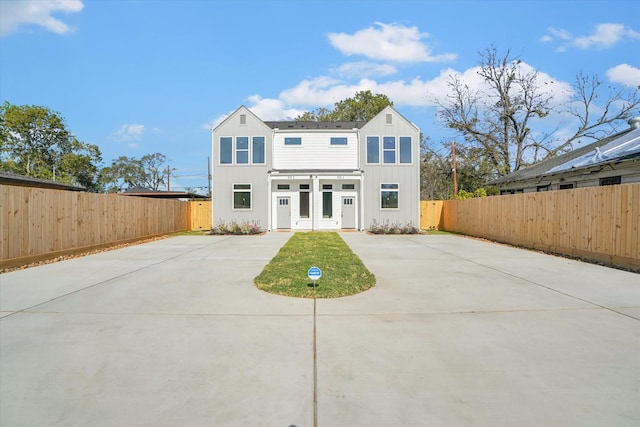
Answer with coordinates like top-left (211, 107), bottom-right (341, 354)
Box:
top-left (236, 136), bottom-right (249, 165)
top-left (219, 136), bottom-right (234, 165)
top-left (382, 136), bottom-right (397, 164)
top-left (252, 136), bottom-right (266, 165)
top-left (232, 183), bottom-right (252, 211)
top-left (365, 135), bottom-right (380, 165)
top-left (380, 183), bottom-right (400, 210)
top-left (399, 136), bottom-right (413, 164)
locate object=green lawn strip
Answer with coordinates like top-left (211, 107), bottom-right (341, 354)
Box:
top-left (254, 232), bottom-right (375, 298)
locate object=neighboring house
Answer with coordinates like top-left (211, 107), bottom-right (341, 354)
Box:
top-left (211, 105), bottom-right (421, 231)
top-left (0, 171), bottom-right (85, 192)
top-left (119, 187), bottom-right (209, 201)
top-left (490, 117), bottom-right (640, 194)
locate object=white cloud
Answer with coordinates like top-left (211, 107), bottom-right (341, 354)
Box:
top-left (113, 124), bottom-right (145, 144)
top-left (333, 61), bottom-right (397, 78)
top-left (543, 23), bottom-right (640, 51)
top-left (606, 64), bottom-right (640, 87)
top-left (207, 60), bottom-right (575, 127)
top-left (0, 0), bottom-right (84, 36)
top-left (328, 22), bottom-right (456, 63)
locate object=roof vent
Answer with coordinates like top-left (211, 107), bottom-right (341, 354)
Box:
top-left (629, 117), bottom-right (640, 130)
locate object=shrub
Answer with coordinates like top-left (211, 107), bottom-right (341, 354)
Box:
top-left (209, 220), bottom-right (262, 235)
top-left (368, 220), bottom-right (420, 235)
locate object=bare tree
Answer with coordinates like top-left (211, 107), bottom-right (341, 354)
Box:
top-left (556, 72), bottom-right (640, 152)
top-left (435, 47), bottom-right (554, 177)
top-left (435, 48), bottom-right (640, 180)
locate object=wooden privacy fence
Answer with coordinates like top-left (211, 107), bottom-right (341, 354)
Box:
top-left (437, 183), bottom-right (639, 270)
top-left (1, 185), bottom-right (190, 268)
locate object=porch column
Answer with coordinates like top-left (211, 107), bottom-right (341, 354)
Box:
top-left (312, 175), bottom-right (319, 231)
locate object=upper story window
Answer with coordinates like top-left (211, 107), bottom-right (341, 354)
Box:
top-left (277, 184), bottom-right (290, 190)
top-left (236, 137), bottom-right (249, 164)
top-left (219, 136), bottom-right (265, 165)
top-left (252, 136), bottom-right (265, 164)
top-left (220, 137), bottom-right (233, 164)
top-left (239, 114), bottom-right (247, 125)
top-left (367, 136), bottom-right (379, 164)
top-left (399, 137), bottom-right (412, 163)
top-left (284, 137), bottom-right (302, 145)
top-left (330, 137), bottom-right (348, 145)
top-left (383, 136), bottom-right (396, 164)
top-left (385, 113), bottom-right (393, 125)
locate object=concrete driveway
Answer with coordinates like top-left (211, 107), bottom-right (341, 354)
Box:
top-left (1, 233), bottom-right (638, 426)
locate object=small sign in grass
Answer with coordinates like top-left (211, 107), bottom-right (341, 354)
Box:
top-left (254, 232), bottom-right (376, 298)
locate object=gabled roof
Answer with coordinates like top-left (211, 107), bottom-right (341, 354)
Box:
top-left (489, 122), bottom-right (640, 186)
top-left (0, 171), bottom-right (85, 191)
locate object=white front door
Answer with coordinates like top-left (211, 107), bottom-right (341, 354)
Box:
top-left (277, 197), bottom-right (291, 229)
top-left (341, 196), bottom-right (356, 229)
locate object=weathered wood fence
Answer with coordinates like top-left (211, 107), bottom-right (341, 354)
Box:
top-left (421, 183), bottom-right (639, 270)
top-left (1, 185), bottom-right (191, 268)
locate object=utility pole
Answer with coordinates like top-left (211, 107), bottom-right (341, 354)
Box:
top-left (451, 141), bottom-right (458, 198)
top-left (166, 165), bottom-right (171, 191)
top-left (207, 157), bottom-right (212, 198)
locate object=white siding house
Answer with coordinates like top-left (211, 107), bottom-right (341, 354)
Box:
top-left (211, 105), bottom-right (420, 231)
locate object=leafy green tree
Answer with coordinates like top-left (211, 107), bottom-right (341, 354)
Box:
top-left (0, 102), bottom-right (102, 190)
top-left (99, 152), bottom-right (171, 192)
top-left (296, 90), bottom-right (393, 122)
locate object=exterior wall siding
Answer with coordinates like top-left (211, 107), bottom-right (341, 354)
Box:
top-left (360, 107), bottom-right (421, 228)
top-left (211, 107), bottom-right (272, 229)
top-left (273, 131), bottom-right (358, 170)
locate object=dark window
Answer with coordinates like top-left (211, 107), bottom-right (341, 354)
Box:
top-left (233, 184), bottom-right (251, 209)
top-left (322, 191), bottom-right (332, 218)
top-left (599, 176), bottom-right (621, 186)
top-left (330, 137), bottom-right (348, 145)
top-left (537, 185), bottom-right (550, 192)
top-left (220, 137), bottom-right (232, 164)
top-left (277, 184), bottom-right (290, 190)
top-left (299, 192), bottom-right (309, 218)
top-left (367, 136), bottom-right (379, 163)
top-left (322, 184), bottom-right (332, 190)
top-left (299, 184), bottom-right (310, 190)
top-left (342, 184), bottom-right (355, 190)
top-left (559, 183), bottom-right (574, 190)
top-left (381, 183), bottom-right (399, 209)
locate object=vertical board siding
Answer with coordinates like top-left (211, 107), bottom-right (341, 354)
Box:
top-left (1, 185), bottom-right (190, 266)
top-left (430, 183), bottom-right (639, 269)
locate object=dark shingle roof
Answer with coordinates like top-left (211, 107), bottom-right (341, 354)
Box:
top-left (263, 121), bottom-right (365, 130)
top-left (0, 171), bottom-right (85, 191)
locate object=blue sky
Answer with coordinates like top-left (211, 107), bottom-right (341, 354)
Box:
top-left (1, 0), bottom-right (639, 193)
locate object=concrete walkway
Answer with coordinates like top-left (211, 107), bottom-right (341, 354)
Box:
top-left (1, 233), bottom-right (638, 426)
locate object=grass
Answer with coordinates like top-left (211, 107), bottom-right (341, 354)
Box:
top-left (254, 232), bottom-right (376, 298)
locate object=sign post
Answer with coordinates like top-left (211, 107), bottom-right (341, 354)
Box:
top-left (307, 266), bottom-right (322, 290)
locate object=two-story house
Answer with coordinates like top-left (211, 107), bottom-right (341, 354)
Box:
top-left (211, 105), bottom-right (420, 231)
